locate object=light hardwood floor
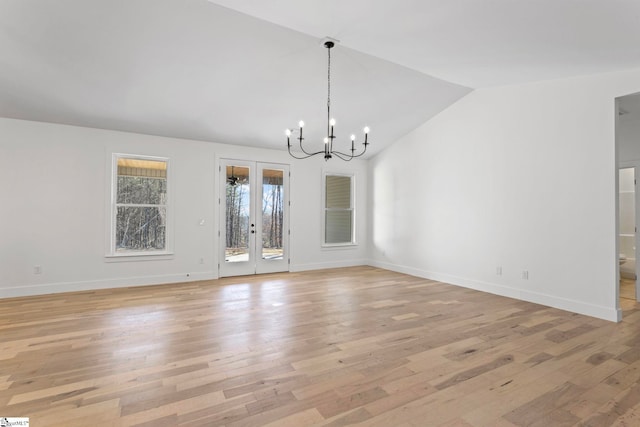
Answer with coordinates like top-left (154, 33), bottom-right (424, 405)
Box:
top-left (2, 266), bottom-right (640, 426)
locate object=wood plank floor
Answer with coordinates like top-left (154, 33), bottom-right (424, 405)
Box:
top-left (2, 266), bottom-right (640, 426)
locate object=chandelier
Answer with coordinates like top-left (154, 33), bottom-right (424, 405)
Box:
top-left (286, 39), bottom-right (370, 161)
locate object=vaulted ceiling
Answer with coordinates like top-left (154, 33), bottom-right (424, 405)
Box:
top-left (2, 0), bottom-right (640, 158)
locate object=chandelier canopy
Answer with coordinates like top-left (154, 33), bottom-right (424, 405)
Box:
top-left (286, 39), bottom-right (370, 161)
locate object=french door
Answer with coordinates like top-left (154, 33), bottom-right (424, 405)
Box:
top-left (219, 159), bottom-right (289, 277)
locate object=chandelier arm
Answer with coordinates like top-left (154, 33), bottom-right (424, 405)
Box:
top-left (331, 152), bottom-right (355, 161)
top-left (297, 137), bottom-right (323, 156)
top-left (287, 131), bottom-right (327, 158)
top-left (330, 143), bottom-right (368, 159)
top-left (330, 151), bottom-right (355, 159)
top-left (287, 145), bottom-right (325, 159)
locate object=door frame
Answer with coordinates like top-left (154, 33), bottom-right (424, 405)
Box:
top-left (218, 158), bottom-right (290, 277)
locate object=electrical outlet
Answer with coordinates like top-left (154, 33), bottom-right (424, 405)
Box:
top-left (496, 266), bottom-right (502, 276)
top-left (34, 265), bottom-right (42, 275)
top-left (522, 270), bottom-right (529, 280)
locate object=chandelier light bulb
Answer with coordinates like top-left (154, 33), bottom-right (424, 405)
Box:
top-left (350, 134), bottom-right (356, 141)
top-left (364, 126), bottom-right (370, 134)
top-left (329, 118), bottom-right (336, 126)
top-left (299, 120), bottom-right (305, 128)
top-left (324, 137), bottom-right (329, 144)
top-left (285, 129), bottom-right (292, 137)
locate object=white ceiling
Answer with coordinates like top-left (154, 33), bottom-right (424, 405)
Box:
top-left (2, 0), bottom-right (640, 158)
top-left (211, 0), bottom-right (640, 88)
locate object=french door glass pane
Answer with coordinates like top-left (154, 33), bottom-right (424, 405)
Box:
top-left (262, 169), bottom-right (284, 260)
top-left (225, 166), bottom-right (250, 263)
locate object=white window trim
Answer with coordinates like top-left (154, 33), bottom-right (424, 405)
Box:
top-left (106, 153), bottom-right (174, 259)
top-left (321, 171), bottom-right (357, 247)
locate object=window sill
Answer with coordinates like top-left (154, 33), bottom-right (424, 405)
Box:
top-left (104, 252), bottom-right (174, 263)
top-left (322, 243), bottom-right (358, 250)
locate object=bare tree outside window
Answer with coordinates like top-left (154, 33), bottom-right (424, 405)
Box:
top-left (262, 170), bottom-right (284, 259)
top-left (225, 166), bottom-right (250, 261)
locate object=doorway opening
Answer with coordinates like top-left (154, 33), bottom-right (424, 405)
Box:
top-left (219, 159), bottom-right (290, 277)
top-left (619, 167), bottom-right (637, 303)
top-left (616, 93), bottom-right (640, 312)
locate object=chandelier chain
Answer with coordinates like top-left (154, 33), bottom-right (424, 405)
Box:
top-left (327, 45), bottom-right (331, 140)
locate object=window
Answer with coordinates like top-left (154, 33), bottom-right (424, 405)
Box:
top-left (110, 155), bottom-right (169, 255)
top-left (324, 173), bottom-right (355, 245)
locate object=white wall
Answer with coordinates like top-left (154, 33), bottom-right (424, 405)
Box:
top-left (0, 118), bottom-right (368, 298)
top-left (288, 154), bottom-right (369, 271)
top-left (369, 68), bottom-right (640, 322)
top-left (7, 67), bottom-right (640, 322)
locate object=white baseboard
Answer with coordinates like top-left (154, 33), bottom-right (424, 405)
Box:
top-left (3, 262), bottom-right (623, 323)
top-left (1, 271), bottom-right (218, 299)
top-left (368, 259), bottom-right (621, 322)
top-left (290, 259), bottom-right (368, 272)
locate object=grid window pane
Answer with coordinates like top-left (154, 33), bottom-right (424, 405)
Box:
top-left (117, 176), bottom-right (166, 204)
top-left (325, 210), bottom-right (352, 244)
top-left (113, 156), bottom-right (168, 253)
top-left (324, 174), bottom-right (354, 244)
top-left (325, 175), bottom-right (351, 208)
top-left (116, 206), bottom-right (166, 251)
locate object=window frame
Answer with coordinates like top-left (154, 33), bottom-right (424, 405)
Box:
top-left (322, 171), bottom-right (356, 247)
top-left (107, 153), bottom-right (173, 258)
